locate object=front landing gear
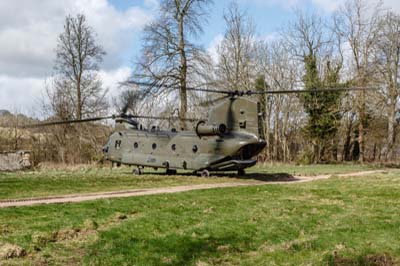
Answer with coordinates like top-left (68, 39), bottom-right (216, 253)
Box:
top-left (238, 169), bottom-right (245, 176)
top-left (132, 167), bottom-right (142, 175)
top-left (200, 169), bottom-right (210, 177)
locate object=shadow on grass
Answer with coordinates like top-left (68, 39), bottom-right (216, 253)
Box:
top-left (124, 169), bottom-right (298, 183)
top-left (87, 232), bottom-right (252, 266)
top-left (216, 172), bottom-right (298, 182)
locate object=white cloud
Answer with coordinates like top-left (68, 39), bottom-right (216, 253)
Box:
top-left (262, 32), bottom-right (280, 43)
top-left (310, 0), bottom-right (345, 12)
top-left (144, 0), bottom-right (160, 8)
top-left (207, 34), bottom-right (224, 64)
top-left (0, 0), bottom-right (153, 115)
top-left (309, 0), bottom-right (400, 12)
top-left (244, 0), bottom-right (400, 13)
top-left (381, 0), bottom-right (400, 12)
top-left (0, 66), bottom-right (132, 116)
top-left (98, 67), bottom-right (132, 99)
top-left (0, 0), bottom-right (152, 78)
top-left (0, 75), bottom-right (46, 116)
top-left (239, 0), bottom-right (300, 10)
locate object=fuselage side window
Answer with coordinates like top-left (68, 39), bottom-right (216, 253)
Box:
top-left (115, 140), bottom-right (122, 149)
top-left (192, 145), bottom-right (198, 153)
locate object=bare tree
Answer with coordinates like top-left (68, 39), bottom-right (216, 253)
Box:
top-left (39, 14), bottom-right (109, 164)
top-left (216, 1), bottom-right (256, 91)
top-left (282, 10), bottom-right (344, 162)
top-left (55, 14), bottom-right (108, 120)
top-left (373, 11), bottom-right (400, 160)
top-left (282, 10), bottom-right (329, 61)
top-left (131, 0), bottom-right (213, 130)
top-left (334, 0), bottom-right (382, 162)
top-left (255, 40), bottom-right (301, 161)
top-left (5, 110), bottom-right (24, 151)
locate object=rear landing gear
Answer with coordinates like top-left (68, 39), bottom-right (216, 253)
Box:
top-left (200, 169), bottom-right (210, 177)
top-left (166, 169), bottom-right (177, 175)
top-left (238, 169), bottom-right (245, 176)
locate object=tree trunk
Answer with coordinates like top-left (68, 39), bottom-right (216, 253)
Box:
top-left (178, 15), bottom-right (188, 130)
top-left (312, 141), bottom-right (319, 163)
top-left (358, 90), bottom-right (366, 163)
top-left (265, 101), bottom-right (272, 161)
top-left (332, 137), bottom-right (338, 162)
top-left (372, 143), bottom-right (377, 161)
top-left (387, 98), bottom-right (396, 160)
top-left (274, 116), bottom-right (279, 160)
top-left (76, 82), bottom-right (82, 119)
top-left (273, 96), bottom-right (280, 160)
top-left (342, 116), bottom-right (353, 161)
top-left (282, 99), bottom-right (291, 162)
top-left (282, 135), bottom-right (289, 162)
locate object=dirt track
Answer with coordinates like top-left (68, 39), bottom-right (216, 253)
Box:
top-left (0, 170), bottom-right (386, 208)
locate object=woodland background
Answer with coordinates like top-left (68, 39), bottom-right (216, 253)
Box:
top-left (1, 0), bottom-right (400, 165)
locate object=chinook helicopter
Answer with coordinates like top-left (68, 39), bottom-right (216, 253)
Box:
top-left (26, 86), bottom-right (370, 177)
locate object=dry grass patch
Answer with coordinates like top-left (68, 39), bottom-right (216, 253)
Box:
top-left (0, 243), bottom-right (26, 260)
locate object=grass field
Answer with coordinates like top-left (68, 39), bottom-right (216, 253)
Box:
top-left (0, 167), bottom-right (239, 200)
top-left (0, 165), bottom-right (399, 265)
top-left (0, 163), bottom-right (379, 200)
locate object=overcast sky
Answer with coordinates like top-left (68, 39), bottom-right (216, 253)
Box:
top-left (1, 0), bottom-right (400, 116)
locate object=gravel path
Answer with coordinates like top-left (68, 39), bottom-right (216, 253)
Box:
top-left (0, 170), bottom-right (386, 208)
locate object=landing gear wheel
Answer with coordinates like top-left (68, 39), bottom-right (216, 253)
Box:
top-left (238, 169), bottom-right (245, 176)
top-left (166, 169), bottom-right (177, 175)
top-left (200, 169), bottom-right (210, 177)
top-left (132, 168), bottom-right (142, 175)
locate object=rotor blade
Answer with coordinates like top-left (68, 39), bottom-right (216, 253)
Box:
top-left (185, 87), bottom-right (233, 94)
top-left (126, 81), bottom-right (160, 87)
top-left (22, 116), bottom-right (114, 128)
top-left (197, 95), bottom-right (231, 107)
top-left (128, 81), bottom-right (377, 96)
top-left (249, 87), bottom-right (377, 95)
top-left (127, 81), bottom-right (233, 95)
top-left (127, 114), bottom-right (200, 122)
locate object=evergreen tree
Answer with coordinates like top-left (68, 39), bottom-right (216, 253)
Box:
top-left (254, 76), bottom-right (267, 140)
top-left (301, 54), bottom-right (342, 162)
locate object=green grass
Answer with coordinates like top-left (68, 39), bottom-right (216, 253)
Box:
top-left (0, 167), bottom-right (243, 200)
top-left (252, 162), bottom-right (379, 175)
top-left (0, 164), bottom-right (378, 200)
top-left (0, 168), bottom-right (399, 265)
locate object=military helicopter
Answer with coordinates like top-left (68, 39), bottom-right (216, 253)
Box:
top-left (26, 86), bottom-right (370, 177)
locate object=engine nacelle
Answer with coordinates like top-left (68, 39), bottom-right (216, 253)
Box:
top-left (195, 121), bottom-right (227, 137)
